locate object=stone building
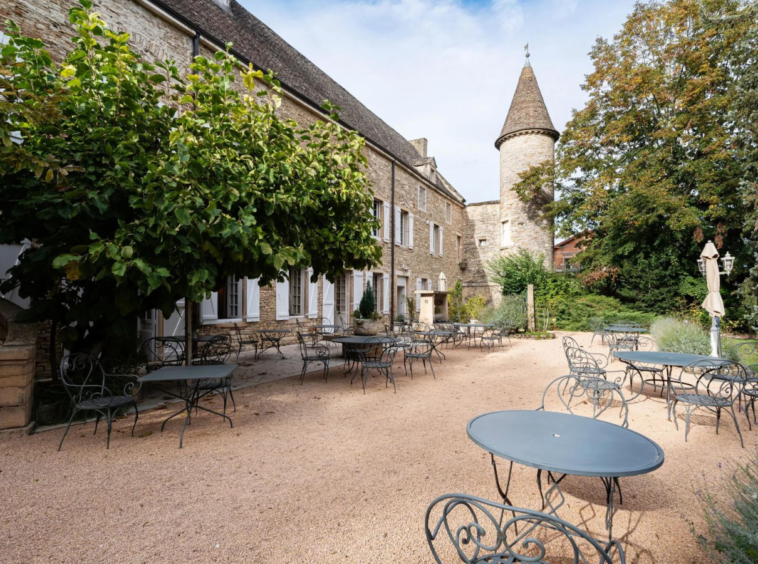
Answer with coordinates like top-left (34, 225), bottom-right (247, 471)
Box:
top-left (461, 53), bottom-right (559, 303)
top-left (0, 0), bottom-right (558, 355)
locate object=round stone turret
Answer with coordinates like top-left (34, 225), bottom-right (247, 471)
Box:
top-left (496, 58), bottom-right (558, 268)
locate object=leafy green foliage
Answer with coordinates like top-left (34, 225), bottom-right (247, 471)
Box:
top-left (516, 0), bottom-right (755, 315)
top-left (447, 280), bottom-right (465, 323)
top-left (358, 282), bottom-right (375, 319)
top-left (484, 295), bottom-right (527, 331)
top-left (536, 272), bottom-right (657, 330)
top-left (650, 318), bottom-right (710, 355)
top-left (486, 249), bottom-right (548, 296)
top-left (0, 2), bottom-right (380, 351)
top-left (699, 450), bottom-right (758, 563)
top-left (464, 295), bottom-right (488, 322)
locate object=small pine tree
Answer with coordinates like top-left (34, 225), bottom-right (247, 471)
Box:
top-left (359, 282), bottom-right (375, 319)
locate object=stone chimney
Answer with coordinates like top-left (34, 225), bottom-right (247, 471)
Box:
top-left (409, 138), bottom-right (428, 158)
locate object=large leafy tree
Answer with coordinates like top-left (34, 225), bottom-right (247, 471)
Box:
top-left (515, 0), bottom-right (754, 314)
top-left (0, 2), bottom-right (380, 355)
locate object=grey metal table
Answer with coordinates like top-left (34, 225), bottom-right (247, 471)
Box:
top-left (614, 351), bottom-right (728, 419)
top-left (604, 326), bottom-right (648, 333)
top-left (257, 329), bottom-right (291, 359)
top-left (139, 364), bottom-right (236, 448)
top-left (453, 323), bottom-right (493, 348)
top-left (332, 336), bottom-right (397, 345)
top-left (467, 410), bottom-right (664, 539)
top-left (416, 331), bottom-right (454, 361)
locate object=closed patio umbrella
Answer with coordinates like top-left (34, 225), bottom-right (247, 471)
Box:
top-left (700, 241), bottom-right (724, 356)
top-left (701, 241), bottom-right (725, 317)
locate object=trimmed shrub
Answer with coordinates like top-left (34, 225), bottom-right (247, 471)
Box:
top-left (359, 282), bottom-right (375, 319)
top-left (484, 295), bottom-right (527, 331)
top-left (650, 317), bottom-right (710, 355)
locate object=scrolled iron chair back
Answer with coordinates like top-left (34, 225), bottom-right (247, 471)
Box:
top-left (562, 335), bottom-right (580, 353)
top-left (195, 336), bottom-right (232, 365)
top-left (59, 354), bottom-right (109, 405)
top-left (565, 347), bottom-right (603, 377)
top-left (140, 337), bottom-right (184, 371)
top-left (425, 493), bottom-right (625, 564)
top-left (726, 342), bottom-right (758, 375)
top-left (681, 359), bottom-right (749, 400)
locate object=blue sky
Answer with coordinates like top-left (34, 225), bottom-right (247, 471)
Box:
top-left (239, 0), bottom-right (637, 202)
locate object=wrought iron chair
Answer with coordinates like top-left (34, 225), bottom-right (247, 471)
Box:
top-left (295, 332), bottom-right (330, 384)
top-left (404, 338), bottom-right (436, 379)
top-left (140, 337), bottom-right (184, 373)
top-left (58, 354), bottom-right (141, 451)
top-left (588, 317), bottom-right (608, 345)
top-left (564, 345), bottom-right (642, 402)
top-left (295, 318), bottom-right (319, 347)
top-left (726, 341), bottom-right (758, 428)
top-left (425, 493), bottom-right (626, 564)
top-left (192, 337), bottom-right (236, 414)
top-left (232, 323), bottom-right (259, 361)
top-left (480, 327), bottom-right (511, 352)
top-left (671, 359), bottom-right (748, 447)
top-left (355, 337), bottom-right (399, 393)
top-left (538, 374), bottom-right (629, 428)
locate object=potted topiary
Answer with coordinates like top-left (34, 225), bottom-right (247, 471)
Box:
top-left (353, 282), bottom-right (383, 335)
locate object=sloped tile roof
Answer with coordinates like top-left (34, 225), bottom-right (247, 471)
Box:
top-left (155, 0), bottom-right (464, 202)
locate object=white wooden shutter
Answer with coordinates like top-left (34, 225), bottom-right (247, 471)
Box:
top-left (353, 270), bottom-right (364, 312)
top-left (276, 278), bottom-right (290, 320)
top-left (382, 273), bottom-right (389, 314)
top-left (409, 214), bottom-right (414, 249)
top-left (245, 277), bottom-right (260, 322)
top-left (416, 278), bottom-right (422, 312)
top-left (308, 268), bottom-right (318, 318)
top-left (0, 241), bottom-right (31, 308)
top-left (201, 292), bottom-right (218, 322)
top-left (322, 279), bottom-right (335, 324)
top-left (394, 206), bottom-right (401, 245)
top-left (383, 202), bottom-right (390, 242)
top-left (439, 226), bottom-right (444, 257)
top-left (429, 222), bottom-right (435, 254)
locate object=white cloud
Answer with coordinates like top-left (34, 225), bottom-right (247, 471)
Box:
top-left (242, 0), bottom-right (635, 202)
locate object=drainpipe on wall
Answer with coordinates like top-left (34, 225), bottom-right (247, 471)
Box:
top-left (389, 161), bottom-right (396, 325)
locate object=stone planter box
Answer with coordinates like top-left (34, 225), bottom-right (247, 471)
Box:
top-left (353, 319), bottom-right (383, 336)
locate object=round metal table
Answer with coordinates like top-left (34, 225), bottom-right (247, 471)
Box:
top-left (452, 323), bottom-right (492, 348)
top-left (604, 326), bottom-right (648, 333)
top-left (467, 410), bottom-right (664, 539)
top-left (332, 336), bottom-right (397, 345)
top-left (614, 351), bottom-right (727, 419)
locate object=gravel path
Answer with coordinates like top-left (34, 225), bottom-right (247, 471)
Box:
top-left (0, 332), bottom-right (752, 563)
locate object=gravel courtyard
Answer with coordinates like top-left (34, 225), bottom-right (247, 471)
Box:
top-left (1, 332), bottom-right (752, 563)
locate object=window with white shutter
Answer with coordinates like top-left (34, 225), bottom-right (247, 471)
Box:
top-left (245, 277), bottom-right (260, 322)
top-left (383, 202), bottom-right (390, 242)
top-left (276, 278), bottom-right (290, 320)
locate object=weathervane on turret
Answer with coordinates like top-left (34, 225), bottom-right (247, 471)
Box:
top-left (524, 42), bottom-right (531, 67)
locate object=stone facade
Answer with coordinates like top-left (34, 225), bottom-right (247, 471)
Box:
top-left (498, 132), bottom-right (555, 267)
top-left (1, 0), bottom-right (558, 358)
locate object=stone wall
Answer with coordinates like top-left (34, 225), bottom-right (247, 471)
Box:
top-left (2, 0), bottom-right (469, 344)
top-left (461, 202), bottom-right (502, 303)
top-left (0, 299), bottom-right (36, 434)
top-left (499, 132), bottom-right (555, 269)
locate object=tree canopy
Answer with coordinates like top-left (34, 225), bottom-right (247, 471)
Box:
top-left (0, 1), bottom-right (381, 352)
top-left (515, 0), bottom-right (756, 315)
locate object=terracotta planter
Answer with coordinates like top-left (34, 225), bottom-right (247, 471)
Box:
top-left (353, 319), bottom-right (383, 336)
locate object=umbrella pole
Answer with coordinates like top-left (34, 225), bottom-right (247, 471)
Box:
top-left (185, 299), bottom-right (193, 366)
top-left (710, 315), bottom-right (721, 358)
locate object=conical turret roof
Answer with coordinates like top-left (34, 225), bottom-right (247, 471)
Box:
top-left (495, 61), bottom-right (559, 149)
